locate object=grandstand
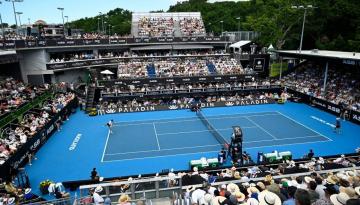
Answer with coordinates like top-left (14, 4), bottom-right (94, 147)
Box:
top-left (0, 3), bottom-right (359, 205)
top-left (132, 12), bottom-right (206, 38)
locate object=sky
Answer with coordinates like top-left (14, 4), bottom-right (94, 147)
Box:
top-left (1, 0), bottom-right (187, 25)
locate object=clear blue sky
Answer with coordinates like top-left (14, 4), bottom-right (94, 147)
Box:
top-left (1, 0), bottom-right (186, 25)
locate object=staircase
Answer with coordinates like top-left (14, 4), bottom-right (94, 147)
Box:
top-left (206, 62), bottom-right (217, 74)
top-left (131, 21), bottom-right (139, 37)
top-left (85, 86), bottom-right (96, 111)
top-left (146, 64), bottom-right (156, 77)
top-left (173, 20), bottom-right (182, 37)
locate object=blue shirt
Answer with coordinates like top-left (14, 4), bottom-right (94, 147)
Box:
top-left (283, 198), bottom-right (295, 205)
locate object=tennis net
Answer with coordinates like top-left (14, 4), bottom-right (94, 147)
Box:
top-left (196, 111), bottom-right (229, 148)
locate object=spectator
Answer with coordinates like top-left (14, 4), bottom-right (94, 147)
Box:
top-left (294, 189), bottom-right (311, 205)
top-left (283, 186), bottom-right (297, 205)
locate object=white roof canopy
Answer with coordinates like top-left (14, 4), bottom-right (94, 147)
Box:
top-left (229, 40), bottom-right (251, 49)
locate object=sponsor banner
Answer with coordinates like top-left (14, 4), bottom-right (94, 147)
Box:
top-left (100, 74), bottom-right (255, 87)
top-left (104, 98), bottom-right (275, 114)
top-left (101, 85), bottom-right (281, 99)
top-left (351, 111), bottom-right (360, 123)
top-left (0, 98), bottom-right (78, 178)
top-left (288, 88), bottom-right (360, 125)
top-left (3, 36), bottom-right (227, 49)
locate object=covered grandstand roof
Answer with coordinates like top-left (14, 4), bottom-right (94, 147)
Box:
top-left (229, 40), bottom-right (251, 49)
top-left (276, 50), bottom-right (360, 61)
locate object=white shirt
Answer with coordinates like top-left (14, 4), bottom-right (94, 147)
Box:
top-left (316, 184), bottom-right (326, 199)
top-left (93, 192), bottom-right (104, 204)
top-left (191, 189), bottom-right (206, 205)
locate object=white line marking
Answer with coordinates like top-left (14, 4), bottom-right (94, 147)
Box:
top-left (156, 126), bottom-right (257, 136)
top-left (244, 116), bottom-right (277, 140)
top-left (103, 151), bottom-right (220, 162)
top-left (244, 140), bottom-right (330, 150)
top-left (275, 111), bottom-right (333, 142)
top-left (105, 144), bottom-right (220, 156)
top-left (153, 123), bottom-right (161, 150)
top-left (112, 112), bottom-right (280, 127)
top-left (101, 130), bottom-right (111, 162)
top-left (243, 134), bottom-right (324, 144)
top-left (310, 116), bottom-right (336, 128)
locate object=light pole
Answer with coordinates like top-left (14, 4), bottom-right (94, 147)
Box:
top-left (97, 17), bottom-right (100, 33)
top-left (108, 24), bottom-right (111, 35)
top-left (220, 20), bottom-right (223, 36)
top-left (64, 15), bottom-right (69, 35)
top-left (57, 7), bottom-right (65, 36)
top-left (5, 0), bottom-right (24, 34)
top-left (27, 17), bottom-right (30, 25)
top-left (291, 5), bottom-right (315, 53)
top-left (104, 21), bottom-right (107, 35)
top-left (236, 17), bottom-right (240, 41)
top-left (99, 12), bottom-right (104, 34)
top-left (15, 11), bottom-right (22, 27)
top-left (0, 1), bottom-right (5, 40)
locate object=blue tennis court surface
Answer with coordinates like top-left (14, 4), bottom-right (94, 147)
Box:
top-left (102, 111), bottom-right (330, 162)
top-left (24, 102), bottom-right (360, 195)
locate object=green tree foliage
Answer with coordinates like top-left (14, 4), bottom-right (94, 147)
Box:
top-left (70, 0), bottom-right (360, 51)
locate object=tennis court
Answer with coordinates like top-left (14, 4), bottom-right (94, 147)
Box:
top-left (101, 111), bottom-right (331, 162)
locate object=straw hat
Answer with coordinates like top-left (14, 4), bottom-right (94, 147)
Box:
top-left (95, 186), bottom-right (103, 193)
top-left (25, 188), bottom-right (32, 194)
top-left (339, 186), bottom-right (357, 198)
top-left (119, 194), bottom-right (131, 203)
top-left (7, 197), bottom-right (15, 205)
top-left (264, 175), bottom-right (273, 183)
top-left (326, 175), bottom-right (338, 185)
top-left (227, 183), bottom-right (240, 194)
top-left (234, 171), bottom-right (241, 179)
top-left (204, 194), bottom-right (213, 203)
top-left (212, 196), bottom-right (227, 205)
top-left (234, 191), bottom-right (246, 202)
top-left (258, 190), bottom-right (281, 205)
top-left (257, 182), bottom-right (266, 191)
top-left (304, 176), bottom-right (314, 184)
top-left (186, 186), bottom-right (196, 192)
top-left (330, 193), bottom-right (350, 205)
top-left (355, 187), bottom-right (360, 196)
top-left (247, 187), bottom-right (260, 195)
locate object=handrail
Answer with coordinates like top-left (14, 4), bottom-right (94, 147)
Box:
top-left (0, 90), bottom-right (54, 134)
top-left (78, 166), bottom-right (360, 201)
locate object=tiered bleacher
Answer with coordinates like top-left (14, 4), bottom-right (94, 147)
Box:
top-left (283, 61), bottom-right (360, 111)
top-left (132, 12), bottom-right (206, 37)
top-left (72, 153), bottom-right (360, 205)
top-left (116, 57), bottom-right (247, 78)
top-left (0, 78), bottom-right (49, 117)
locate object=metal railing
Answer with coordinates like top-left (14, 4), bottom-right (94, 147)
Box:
top-left (76, 166), bottom-right (360, 205)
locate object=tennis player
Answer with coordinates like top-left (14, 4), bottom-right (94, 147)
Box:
top-left (106, 120), bottom-right (114, 134)
top-left (334, 117), bottom-right (341, 134)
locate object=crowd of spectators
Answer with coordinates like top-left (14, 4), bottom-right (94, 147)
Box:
top-left (171, 154), bottom-right (360, 205)
top-left (101, 80), bottom-right (279, 95)
top-left (284, 62), bottom-right (360, 111)
top-left (66, 33), bottom-right (131, 40)
top-left (48, 50), bottom-right (226, 63)
top-left (0, 78), bottom-right (50, 117)
top-left (138, 17), bottom-right (175, 37)
top-left (86, 153), bottom-right (360, 205)
top-left (117, 57), bottom-right (249, 78)
top-left (98, 91), bottom-right (282, 111)
top-left (0, 92), bottom-right (75, 165)
top-left (179, 17), bottom-right (206, 36)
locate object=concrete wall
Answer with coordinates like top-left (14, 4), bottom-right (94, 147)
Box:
top-left (17, 49), bottom-right (53, 83)
top-left (54, 68), bottom-right (87, 84)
